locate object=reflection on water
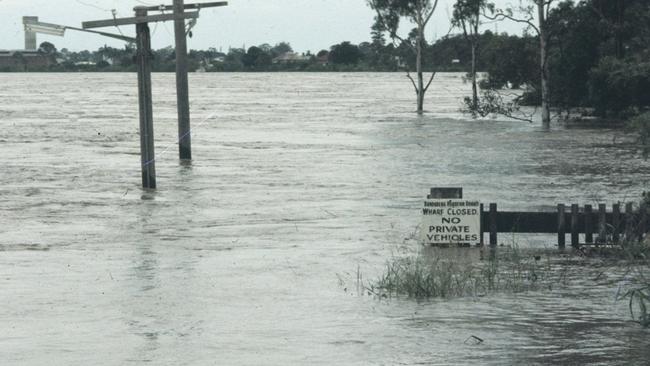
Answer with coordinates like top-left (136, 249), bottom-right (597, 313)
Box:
top-left (1, 73), bottom-right (649, 365)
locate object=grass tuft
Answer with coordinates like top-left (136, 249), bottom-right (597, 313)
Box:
top-left (368, 246), bottom-right (556, 299)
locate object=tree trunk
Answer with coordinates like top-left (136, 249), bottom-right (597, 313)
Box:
top-left (416, 24), bottom-right (424, 114)
top-left (471, 42), bottom-right (478, 111)
top-left (615, 0), bottom-right (625, 59)
top-left (538, 2), bottom-right (551, 129)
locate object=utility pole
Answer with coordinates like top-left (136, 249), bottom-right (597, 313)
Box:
top-left (79, 1), bottom-right (227, 189)
top-left (174, 0), bottom-right (192, 160)
top-left (139, 1), bottom-right (227, 162)
top-left (135, 7), bottom-right (157, 189)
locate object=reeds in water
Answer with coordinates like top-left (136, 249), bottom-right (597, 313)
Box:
top-left (369, 246), bottom-right (555, 299)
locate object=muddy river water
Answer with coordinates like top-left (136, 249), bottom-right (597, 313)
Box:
top-left (1, 73), bottom-right (649, 365)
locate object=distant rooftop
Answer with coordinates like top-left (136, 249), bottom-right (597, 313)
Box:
top-left (0, 49), bottom-right (43, 56)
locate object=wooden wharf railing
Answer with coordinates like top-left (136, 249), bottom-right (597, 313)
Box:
top-left (480, 203), bottom-right (649, 248)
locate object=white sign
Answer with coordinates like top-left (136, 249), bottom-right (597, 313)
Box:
top-left (421, 199), bottom-right (481, 245)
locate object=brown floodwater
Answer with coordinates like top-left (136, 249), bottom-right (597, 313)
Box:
top-left (1, 72), bottom-right (649, 365)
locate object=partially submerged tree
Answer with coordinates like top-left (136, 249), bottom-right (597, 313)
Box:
top-left (484, 0), bottom-right (557, 129)
top-left (368, 0), bottom-right (441, 114)
top-left (452, 0), bottom-right (486, 114)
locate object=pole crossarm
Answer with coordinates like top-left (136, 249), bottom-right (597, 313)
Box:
top-left (82, 11), bottom-right (199, 29)
top-left (23, 19), bottom-right (135, 42)
top-left (138, 1), bottom-right (228, 12)
top-left (24, 20), bottom-right (66, 36)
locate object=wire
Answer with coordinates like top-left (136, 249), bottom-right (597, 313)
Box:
top-left (110, 9), bottom-right (127, 38)
top-left (151, 21), bottom-right (159, 37)
top-left (159, 9), bottom-right (175, 38)
top-left (74, 0), bottom-right (111, 12)
top-left (143, 111), bottom-right (220, 167)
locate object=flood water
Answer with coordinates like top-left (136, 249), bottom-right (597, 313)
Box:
top-left (1, 72), bottom-right (649, 365)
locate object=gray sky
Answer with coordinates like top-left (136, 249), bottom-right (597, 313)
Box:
top-left (0, 0), bottom-right (522, 53)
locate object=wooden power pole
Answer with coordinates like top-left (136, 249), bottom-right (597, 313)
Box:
top-left (135, 7), bottom-right (157, 189)
top-left (82, 1), bottom-right (228, 189)
top-left (174, 0), bottom-right (192, 160)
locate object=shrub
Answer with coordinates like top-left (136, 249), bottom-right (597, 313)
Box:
top-left (588, 58), bottom-right (650, 117)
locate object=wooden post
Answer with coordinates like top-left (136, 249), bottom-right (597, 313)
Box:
top-left (597, 203), bottom-right (607, 244)
top-left (135, 7), bottom-right (156, 189)
top-left (612, 203), bottom-right (621, 244)
top-left (174, 0), bottom-right (192, 160)
top-left (480, 203), bottom-right (485, 247)
top-left (640, 203), bottom-right (648, 240)
top-left (429, 187), bottom-right (462, 199)
top-left (557, 204), bottom-right (566, 249)
top-left (571, 204), bottom-right (579, 248)
top-left (625, 202), bottom-right (634, 243)
top-left (489, 203), bottom-right (497, 247)
top-left (585, 204), bottom-right (593, 244)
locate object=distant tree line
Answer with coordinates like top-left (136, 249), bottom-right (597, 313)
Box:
top-left (1, 30), bottom-right (569, 76)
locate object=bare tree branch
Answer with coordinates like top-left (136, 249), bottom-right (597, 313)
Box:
top-left (423, 0), bottom-right (440, 26)
top-left (406, 70), bottom-right (419, 94)
top-left (482, 11), bottom-right (540, 35)
top-left (423, 70), bottom-right (437, 93)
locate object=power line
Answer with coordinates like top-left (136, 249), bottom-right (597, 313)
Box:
top-left (144, 111), bottom-right (219, 167)
top-left (74, 0), bottom-right (111, 12)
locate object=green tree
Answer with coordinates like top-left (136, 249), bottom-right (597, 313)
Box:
top-left (223, 48), bottom-right (246, 71)
top-left (545, 1), bottom-right (604, 111)
top-left (270, 42), bottom-right (293, 58)
top-left (588, 57), bottom-right (650, 117)
top-left (329, 41), bottom-right (363, 65)
top-left (452, 0), bottom-right (486, 113)
top-left (242, 46), bottom-right (272, 70)
top-left (38, 41), bottom-right (57, 56)
top-left (480, 34), bottom-right (538, 90)
top-left (486, 0), bottom-right (558, 128)
top-left (368, 0), bottom-right (441, 114)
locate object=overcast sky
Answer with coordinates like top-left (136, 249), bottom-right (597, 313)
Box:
top-left (1, 0), bottom-right (522, 53)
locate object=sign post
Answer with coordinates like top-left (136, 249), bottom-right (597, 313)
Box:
top-left (421, 188), bottom-right (481, 246)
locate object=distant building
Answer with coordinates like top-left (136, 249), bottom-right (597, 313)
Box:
top-left (316, 51), bottom-right (329, 66)
top-left (272, 52), bottom-right (311, 64)
top-left (0, 50), bottom-right (55, 70)
top-left (74, 61), bottom-right (96, 67)
top-left (395, 56), bottom-right (406, 68)
top-left (452, 59), bottom-right (461, 64)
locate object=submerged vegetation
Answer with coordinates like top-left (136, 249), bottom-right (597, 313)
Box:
top-left (367, 246), bottom-right (560, 299)
top-left (617, 195), bottom-right (650, 327)
top-left (621, 268), bottom-right (650, 327)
